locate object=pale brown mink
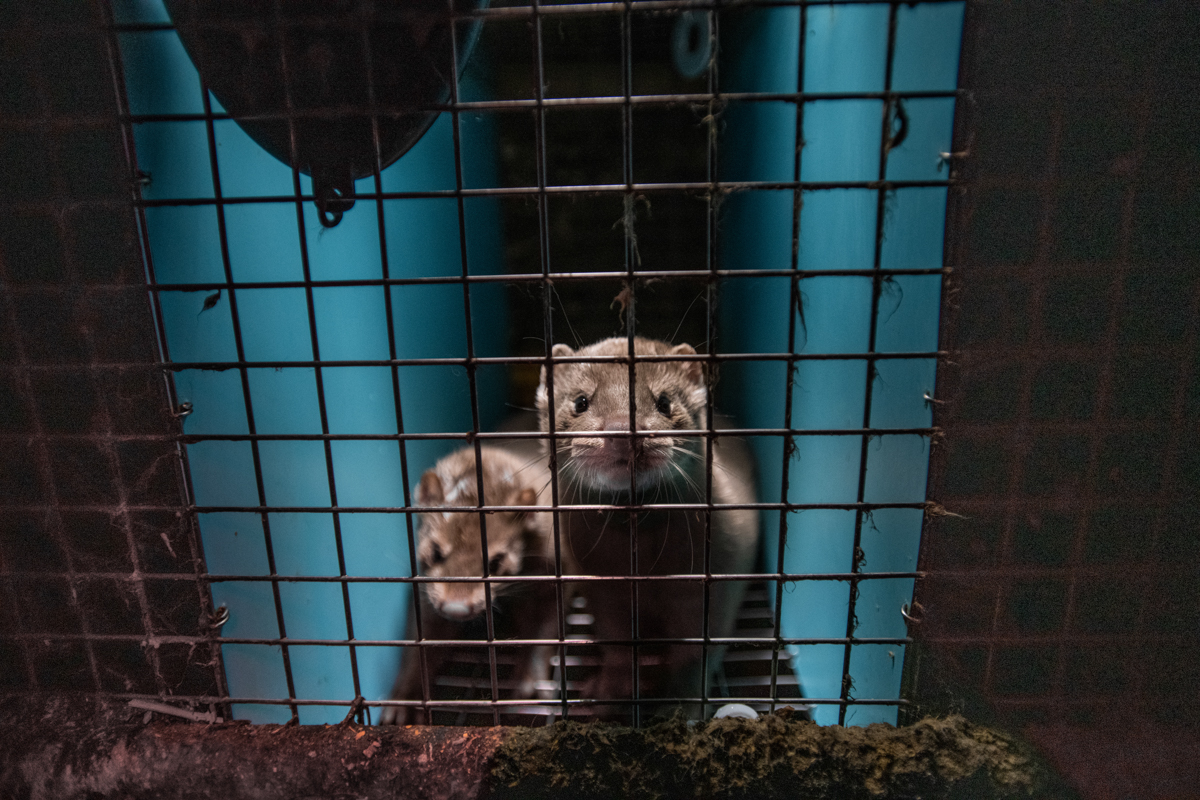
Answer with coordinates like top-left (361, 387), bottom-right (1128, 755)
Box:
top-left (380, 445), bottom-right (569, 725)
top-left (536, 336), bottom-right (759, 720)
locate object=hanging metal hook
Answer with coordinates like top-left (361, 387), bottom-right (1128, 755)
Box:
top-left (937, 149), bottom-right (970, 172)
top-left (314, 173), bottom-right (356, 228)
top-left (207, 604), bottom-right (230, 631)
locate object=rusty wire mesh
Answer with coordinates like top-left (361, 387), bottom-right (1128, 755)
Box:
top-left (1, 0), bottom-right (947, 727)
top-left (9, 5), bottom-right (1196, 780)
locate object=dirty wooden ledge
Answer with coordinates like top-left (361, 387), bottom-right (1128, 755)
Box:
top-left (0, 694), bottom-right (1060, 800)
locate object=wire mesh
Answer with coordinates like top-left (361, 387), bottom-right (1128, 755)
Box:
top-left (1, 0), bottom-right (964, 728)
top-left (911, 0), bottom-right (1200, 740)
top-left (0, 0), bottom-right (226, 708)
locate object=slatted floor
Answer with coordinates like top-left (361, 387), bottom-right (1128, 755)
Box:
top-left (420, 583), bottom-right (811, 727)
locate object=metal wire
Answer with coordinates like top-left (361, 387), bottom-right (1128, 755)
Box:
top-left (837, 1), bottom-right (902, 727)
top-left (0, 0), bottom-right (959, 727)
top-left (126, 179), bottom-right (953, 208)
top-left (360, 13), bottom-right (431, 728)
top-left (698, 0), bottom-right (720, 722)
top-left (528, 0), bottom-right (576, 723)
top-left (769, 0), bottom-right (808, 715)
top-left (6, 5), bottom-right (1199, 782)
top-left (905, 0), bottom-right (1200, 740)
top-left (444, 0), bottom-right (505, 725)
top-left (195, 58), bottom-right (302, 725)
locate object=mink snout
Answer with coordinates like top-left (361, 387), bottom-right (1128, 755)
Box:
top-left (598, 416), bottom-right (645, 458)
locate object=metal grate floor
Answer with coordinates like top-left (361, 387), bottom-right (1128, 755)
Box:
top-left (420, 583), bottom-right (810, 727)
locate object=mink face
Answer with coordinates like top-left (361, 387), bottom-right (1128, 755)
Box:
top-left (534, 337), bottom-right (760, 720)
top-left (535, 337), bottom-right (707, 493)
top-left (414, 447), bottom-right (544, 621)
top-left (385, 445), bottom-right (561, 726)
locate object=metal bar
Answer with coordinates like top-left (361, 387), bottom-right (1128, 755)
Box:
top-left (771, 0), bottom-right (809, 714)
top-left (376, 694), bottom-right (911, 706)
top-left (5, 632), bottom-right (918, 648)
top-left (279, 49), bottom-right (366, 723)
top-left (0, 427), bottom-right (944, 444)
top-left (530, 0), bottom-right (573, 723)
top-left (129, 178), bottom-right (956, 207)
top-left (84, 88), bottom-right (964, 125)
top-left (105, 0), bottom-right (969, 30)
top-left (2, 570), bottom-right (928, 585)
top-left (698, 0), bottom-right (722, 722)
top-left (106, 0), bottom-right (237, 719)
top-left (452, 0), bottom-right (968, 16)
top-left (4, 500), bottom-right (938, 514)
top-left (196, 38), bottom-right (299, 722)
top-left (357, 12), bottom-right (430, 727)
top-left (619, 0), bottom-right (643, 727)
top-left (444, 0), bottom-right (503, 726)
top-left (111, 41), bottom-right (235, 720)
top-left (78, 351), bottom-right (949, 372)
top-left (31, 266), bottom-right (949, 292)
top-left (5, 691), bottom-right (917, 708)
top-left (839, 1), bottom-right (900, 726)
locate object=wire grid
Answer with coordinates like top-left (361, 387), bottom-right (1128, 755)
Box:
top-left (913, 0), bottom-right (1200, 733)
top-left (0, 0), bottom-right (958, 725)
top-left (0, 0), bottom-right (225, 704)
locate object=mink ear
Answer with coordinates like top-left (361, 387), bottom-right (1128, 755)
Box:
top-left (538, 344), bottom-right (576, 407)
top-left (669, 342), bottom-right (702, 384)
top-left (417, 470), bottom-right (444, 506)
top-left (505, 487), bottom-right (538, 521)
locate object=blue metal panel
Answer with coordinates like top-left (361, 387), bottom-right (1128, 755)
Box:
top-left (721, 2), bottom-right (964, 726)
top-left (117, 0), bottom-right (507, 723)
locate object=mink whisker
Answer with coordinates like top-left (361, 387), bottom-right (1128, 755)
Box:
top-left (664, 444), bottom-right (734, 477)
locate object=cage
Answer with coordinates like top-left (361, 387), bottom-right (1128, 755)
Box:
top-left (2, 0), bottom-right (1198, 798)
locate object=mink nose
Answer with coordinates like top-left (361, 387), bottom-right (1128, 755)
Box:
top-left (601, 416), bottom-right (641, 456)
top-left (439, 601), bottom-right (474, 620)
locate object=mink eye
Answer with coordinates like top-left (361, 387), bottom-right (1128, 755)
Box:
top-left (573, 395), bottom-right (589, 415)
top-left (488, 554), bottom-right (505, 575)
top-left (428, 543), bottom-right (445, 566)
top-left (655, 393), bottom-right (672, 416)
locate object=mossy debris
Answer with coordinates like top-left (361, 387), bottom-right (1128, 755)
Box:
top-left (491, 714), bottom-right (1049, 799)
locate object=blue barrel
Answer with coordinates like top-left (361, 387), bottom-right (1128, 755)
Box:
top-left (117, 0), bottom-right (507, 723)
top-left (720, 2), bottom-right (965, 725)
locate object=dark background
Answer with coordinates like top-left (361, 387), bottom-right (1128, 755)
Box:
top-left (476, 9), bottom-right (715, 406)
top-left (0, 0), bottom-right (223, 702)
top-left (910, 2), bottom-right (1200, 797)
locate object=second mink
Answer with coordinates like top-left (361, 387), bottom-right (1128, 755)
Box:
top-left (379, 445), bottom-right (570, 725)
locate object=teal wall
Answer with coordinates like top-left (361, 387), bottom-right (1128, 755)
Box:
top-left (116, 0), bottom-right (963, 726)
top-left (117, 0), bottom-right (507, 723)
top-left (720, 2), bottom-right (964, 725)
